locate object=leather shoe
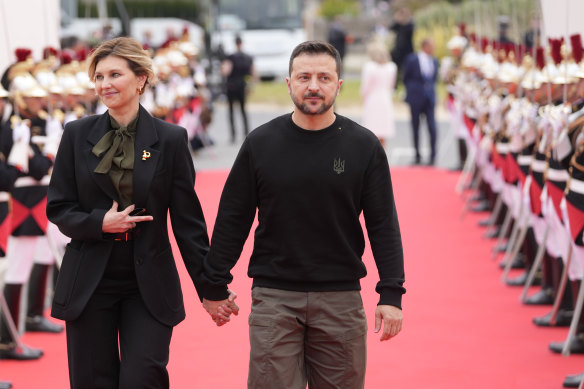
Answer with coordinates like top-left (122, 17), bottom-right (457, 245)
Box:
top-left (533, 310), bottom-right (573, 327)
top-left (0, 343), bottom-right (43, 360)
top-left (470, 200), bottom-right (490, 212)
top-left (478, 217), bottom-right (492, 227)
top-left (25, 316), bottom-right (63, 333)
top-left (550, 335), bottom-right (584, 354)
top-left (0, 381), bottom-right (11, 389)
top-left (484, 226), bottom-right (501, 239)
top-left (506, 271), bottom-right (541, 287)
top-left (499, 254), bottom-right (525, 269)
top-left (563, 372), bottom-right (584, 388)
top-left (494, 243), bottom-right (508, 253)
top-left (469, 193), bottom-right (486, 202)
top-left (506, 272), bottom-right (527, 286)
top-left (524, 288), bottom-right (554, 305)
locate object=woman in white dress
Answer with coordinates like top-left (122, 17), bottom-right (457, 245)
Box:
top-left (360, 39), bottom-right (397, 147)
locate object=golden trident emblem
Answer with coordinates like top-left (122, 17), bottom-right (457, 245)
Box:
top-left (142, 150), bottom-right (151, 161)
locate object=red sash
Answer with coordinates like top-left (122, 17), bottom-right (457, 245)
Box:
top-left (529, 178), bottom-right (543, 216)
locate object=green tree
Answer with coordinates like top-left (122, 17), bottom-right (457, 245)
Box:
top-left (319, 0), bottom-right (360, 20)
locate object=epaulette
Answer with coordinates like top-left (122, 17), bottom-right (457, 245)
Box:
top-left (10, 115), bottom-right (21, 128)
top-left (52, 109), bottom-right (65, 124)
top-left (73, 104), bottom-right (86, 118)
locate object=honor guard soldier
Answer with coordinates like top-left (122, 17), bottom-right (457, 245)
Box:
top-left (559, 114), bottom-right (584, 387)
top-left (441, 28), bottom-right (469, 171)
top-left (0, 60), bottom-right (45, 360)
top-left (1, 61), bottom-right (63, 353)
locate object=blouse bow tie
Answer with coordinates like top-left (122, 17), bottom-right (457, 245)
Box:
top-left (92, 116), bottom-right (137, 173)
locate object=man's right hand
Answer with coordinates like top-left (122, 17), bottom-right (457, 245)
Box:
top-left (202, 290), bottom-right (239, 326)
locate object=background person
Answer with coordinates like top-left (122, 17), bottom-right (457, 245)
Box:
top-left (403, 37), bottom-right (439, 165)
top-left (0, 60), bottom-right (62, 361)
top-left (201, 40), bottom-right (405, 389)
top-left (221, 35), bottom-right (255, 143)
top-left (327, 15), bottom-right (353, 65)
top-left (360, 38), bottom-right (398, 147)
top-left (46, 37), bottom-right (211, 388)
top-left (389, 7), bottom-right (414, 85)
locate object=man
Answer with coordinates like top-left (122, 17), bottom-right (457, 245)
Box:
top-left (389, 7), bottom-right (414, 80)
top-left (327, 15), bottom-right (348, 61)
top-left (440, 33), bottom-right (467, 171)
top-left (201, 41), bottom-right (405, 389)
top-left (403, 37), bottom-right (439, 165)
top-left (221, 35), bottom-right (255, 143)
top-left (0, 73), bottom-right (53, 361)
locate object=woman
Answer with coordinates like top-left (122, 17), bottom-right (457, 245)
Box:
top-left (46, 37), bottom-right (210, 388)
top-left (360, 39), bottom-right (398, 147)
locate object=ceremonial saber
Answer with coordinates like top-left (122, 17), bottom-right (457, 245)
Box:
top-left (459, 165), bottom-right (483, 221)
top-left (0, 290), bottom-right (24, 353)
top-left (502, 210), bottom-right (529, 282)
top-left (563, 273), bottom-right (584, 356)
top-left (500, 183), bottom-right (528, 273)
top-left (550, 242), bottom-right (573, 326)
top-left (497, 203), bottom-right (520, 266)
top-left (45, 230), bottom-right (63, 270)
top-left (456, 146), bottom-right (476, 195)
top-left (492, 196), bottom-right (513, 259)
top-left (520, 223), bottom-right (550, 302)
top-left (485, 191), bottom-right (503, 237)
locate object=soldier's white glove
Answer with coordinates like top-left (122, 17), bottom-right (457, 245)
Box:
top-left (12, 120), bottom-right (30, 144)
top-left (44, 116), bottom-right (63, 158)
top-left (8, 121), bottom-right (31, 172)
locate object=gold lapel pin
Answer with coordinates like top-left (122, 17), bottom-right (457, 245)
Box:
top-left (142, 150), bottom-right (151, 161)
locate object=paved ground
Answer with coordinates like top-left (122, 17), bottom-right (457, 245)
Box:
top-left (192, 100), bottom-right (457, 173)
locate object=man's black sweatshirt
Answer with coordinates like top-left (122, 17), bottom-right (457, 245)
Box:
top-left (202, 113), bottom-right (405, 308)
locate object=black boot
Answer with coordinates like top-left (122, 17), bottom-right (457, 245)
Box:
top-left (0, 284), bottom-right (43, 360)
top-left (506, 271), bottom-right (541, 287)
top-left (26, 264), bottom-right (63, 333)
top-left (550, 333), bottom-right (584, 354)
top-left (533, 310), bottom-right (573, 327)
top-left (498, 253), bottom-right (526, 269)
top-left (457, 138), bottom-right (467, 171)
top-left (524, 287), bottom-right (554, 305)
top-left (564, 372), bottom-right (584, 388)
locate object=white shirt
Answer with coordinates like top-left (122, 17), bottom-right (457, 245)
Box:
top-left (418, 51), bottom-right (434, 79)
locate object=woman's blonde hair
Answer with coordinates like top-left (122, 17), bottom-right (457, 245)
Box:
top-left (87, 37), bottom-right (156, 90)
top-left (367, 39), bottom-right (390, 64)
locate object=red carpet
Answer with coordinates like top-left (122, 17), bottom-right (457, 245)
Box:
top-left (2, 167), bottom-right (582, 388)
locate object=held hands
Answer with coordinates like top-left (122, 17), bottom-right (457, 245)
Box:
top-left (202, 290), bottom-right (239, 327)
top-left (102, 201), bottom-right (154, 233)
top-left (374, 305), bottom-right (403, 341)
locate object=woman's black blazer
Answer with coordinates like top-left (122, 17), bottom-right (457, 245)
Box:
top-left (47, 105), bottom-right (209, 326)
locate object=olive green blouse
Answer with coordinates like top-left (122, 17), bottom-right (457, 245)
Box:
top-left (91, 115), bottom-right (138, 209)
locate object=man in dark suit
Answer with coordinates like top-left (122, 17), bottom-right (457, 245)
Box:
top-left (403, 37), bottom-right (439, 165)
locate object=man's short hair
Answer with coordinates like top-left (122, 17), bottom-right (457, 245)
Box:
top-left (235, 35), bottom-right (242, 45)
top-left (289, 40), bottom-right (342, 78)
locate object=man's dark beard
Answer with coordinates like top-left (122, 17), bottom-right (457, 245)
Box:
top-left (291, 92), bottom-right (336, 115)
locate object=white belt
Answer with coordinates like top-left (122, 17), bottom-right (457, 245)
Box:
top-left (531, 159), bottom-right (546, 173)
top-left (518, 155), bottom-right (532, 166)
top-left (546, 167), bottom-right (569, 182)
top-left (14, 175), bottom-right (51, 188)
top-left (0, 192), bottom-right (10, 202)
top-left (569, 177), bottom-right (584, 195)
top-left (496, 143), bottom-right (510, 153)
